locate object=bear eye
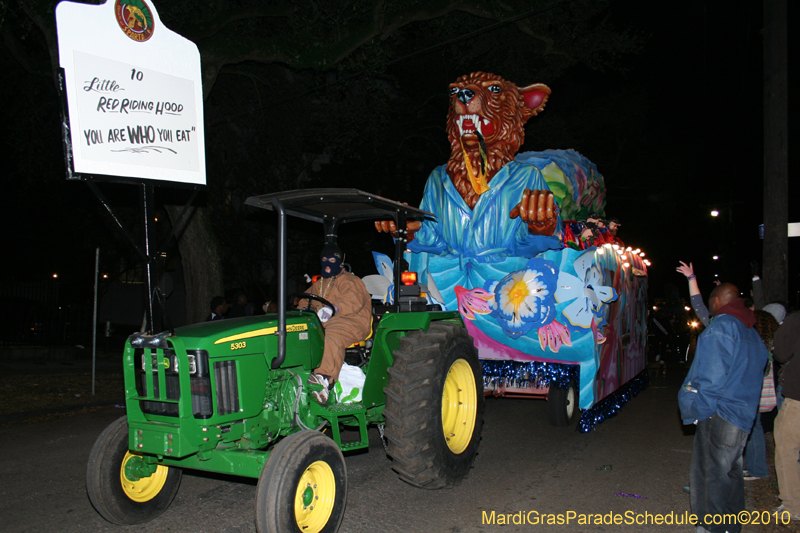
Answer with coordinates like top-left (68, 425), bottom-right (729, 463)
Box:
top-left (488, 85), bottom-right (501, 94)
top-left (449, 87), bottom-right (459, 96)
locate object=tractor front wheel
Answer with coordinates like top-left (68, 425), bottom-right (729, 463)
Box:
top-left (384, 321), bottom-right (484, 489)
top-left (255, 430), bottom-right (347, 533)
top-left (86, 416), bottom-right (182, 524)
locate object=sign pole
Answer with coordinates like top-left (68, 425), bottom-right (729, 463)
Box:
top-left (56, 0), bottom-right (206, 336)
top-left (92, 247), bottom-right (99, 396)
top-left (141, 183), bottom-right (156, 334)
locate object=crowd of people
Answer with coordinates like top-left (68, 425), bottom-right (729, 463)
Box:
top-left (677, 261), bottom-right (798, 531)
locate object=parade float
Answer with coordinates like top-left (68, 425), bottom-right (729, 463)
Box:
top-left (378, 72), bottom-right (649, 431)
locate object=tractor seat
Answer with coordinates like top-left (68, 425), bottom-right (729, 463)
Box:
top-left (345, 315), bottom-right (375, 367)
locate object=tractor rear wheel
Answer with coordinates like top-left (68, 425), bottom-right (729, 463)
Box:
top-left (384, 321), bottom-right (483, 489)
top-left (86, 416), bottom-right (182, 524)
top-left (255, 430), bottom-right (347, 533)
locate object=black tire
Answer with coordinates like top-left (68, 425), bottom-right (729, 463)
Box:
top-left (86, 416), bottom-right (182, 525)
top-left (255, 430), bottom-right (347, 533)
top-left (547, 380), bottom-right (580, 427)
top-left (383, 321), bottom-right (484, 489)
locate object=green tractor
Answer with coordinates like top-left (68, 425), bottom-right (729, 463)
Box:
top-left (86, 189), bottom-right (484, 533)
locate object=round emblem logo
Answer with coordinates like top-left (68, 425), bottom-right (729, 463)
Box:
top-left (115, 0), bottom-right (154, 42)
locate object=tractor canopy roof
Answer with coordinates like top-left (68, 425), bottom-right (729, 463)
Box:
top-left (244, 188), bottom-right (434, 228)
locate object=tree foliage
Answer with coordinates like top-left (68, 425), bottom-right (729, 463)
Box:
top-left (2, 0), bottom-right (642, 323)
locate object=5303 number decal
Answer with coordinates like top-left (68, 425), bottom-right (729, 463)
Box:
top-left (230, 341), bottom-right (246, 350)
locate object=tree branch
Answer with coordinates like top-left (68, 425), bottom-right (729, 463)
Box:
top-left (1, 24), bottom-right (51, 77)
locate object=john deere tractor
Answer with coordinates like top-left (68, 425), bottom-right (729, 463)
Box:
top-left (86, 189), bottom-right (484, 533)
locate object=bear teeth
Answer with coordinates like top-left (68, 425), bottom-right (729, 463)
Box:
top-left (457, 114), bottom-right (484, 136)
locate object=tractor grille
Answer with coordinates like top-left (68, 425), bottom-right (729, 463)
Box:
top-left (136, 349), bottom-right (180, 417)
top-left (134, 348), bottom-right (213, 419)
top-left (214, 360), bottom-right (240, 416)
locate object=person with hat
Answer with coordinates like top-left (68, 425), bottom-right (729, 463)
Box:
top-left (606, 217), bottom-right (624, 247)
top-left (297, 243), bottom-right (372, 404)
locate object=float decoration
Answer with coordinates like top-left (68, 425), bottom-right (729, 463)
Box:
top-left (577, 371), bottom-right (649, 433)
top-left (482, 359), bottom-right (579, 391)
top-left (383, 71), bottom-right (648, 420)
top-left (555, 250), bottom-right (618, 331)
top-left (484, 257), bottom-right (558, 339)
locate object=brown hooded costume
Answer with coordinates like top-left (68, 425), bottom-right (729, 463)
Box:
top-left (299, 272), bottom-right (372, 382)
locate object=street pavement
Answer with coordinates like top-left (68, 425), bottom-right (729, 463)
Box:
top-left (0, 371), bottom-right (752, 533)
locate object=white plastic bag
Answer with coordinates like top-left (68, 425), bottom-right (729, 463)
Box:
top-left (333, 363), bottom-right (366, 403)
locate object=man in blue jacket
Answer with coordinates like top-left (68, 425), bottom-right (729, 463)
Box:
top-left (679, 283), bottom-right (768, 533)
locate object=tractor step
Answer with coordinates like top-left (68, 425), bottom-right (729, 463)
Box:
top-left (310, 402), bottom-right (370, 451)
top-left (324, 402), bottom-right (367, 413)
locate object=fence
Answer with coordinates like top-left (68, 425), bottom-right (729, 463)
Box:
top-left (0, 282), bottom-right (93, 347)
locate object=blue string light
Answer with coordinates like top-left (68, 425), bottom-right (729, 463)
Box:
top-left (577, 371), bottom-right (649, 433)
top-left (481, 362), bottom-right (649, 433)
top-left (481, 359), bottom-right (579, 389)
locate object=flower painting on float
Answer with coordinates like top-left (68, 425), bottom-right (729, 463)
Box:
top-left (485, 258), bottom-right (558, 338)
top-left (555, 250), bottom-right (618, 331)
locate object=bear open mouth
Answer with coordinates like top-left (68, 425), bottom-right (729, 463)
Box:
top-left (456, 114), bottom-right (495, 137)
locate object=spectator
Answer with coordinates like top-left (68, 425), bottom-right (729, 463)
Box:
top-left (262, 299), bottom-right (278, 314)
top-left (763, 302), bottom-right (787, 410)
top-left (763, 303), bottom-right (787, 324)
top-left (743, 310), bottom-right (780, 481)
top-left (229, 291), bottom-right (253, 318)
top-left (750, 261), bottom-right (767, 310)
top-left (679, 283), bottom-right (768, 533)
top-left (773, 310), bottom-right (800, 521)
top-left (205, 296), bottom-right (227, 321)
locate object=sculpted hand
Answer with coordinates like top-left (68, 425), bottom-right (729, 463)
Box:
top-left (374, 202), bottom-right (422, 240)
top-left (510, 189), bottom-right (557, 236)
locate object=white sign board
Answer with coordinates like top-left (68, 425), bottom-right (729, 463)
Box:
top-left (56, 0), bottom-right (205, 186)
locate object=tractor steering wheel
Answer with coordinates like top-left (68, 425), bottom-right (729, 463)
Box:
top-left (293, 293), bottom-right (337, 318)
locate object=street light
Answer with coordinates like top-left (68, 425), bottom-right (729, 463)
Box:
top-left (712, 255), bottom-right (719, 260)
top-left (711, 210), bottom-right (719, 217)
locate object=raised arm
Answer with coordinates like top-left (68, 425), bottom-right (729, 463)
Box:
top-left (677, 261), bottom-right (709, 327)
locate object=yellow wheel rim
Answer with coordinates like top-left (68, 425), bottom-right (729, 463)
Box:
top-left (441, 358), bottom-right (478, 454)
top-left (294, 460), bottom-right (336, 533)
top-left (120, 451), bottom-right (169, 502)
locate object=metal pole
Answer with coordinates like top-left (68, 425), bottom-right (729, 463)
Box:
top-left (393, 210), bottom-right (407, 306)
top-left (92, 247), bottom-right (99, 396)
top-left (141, 183), bottom-right (155, 333)
top-left (271, 198), bottom-right (286, 369)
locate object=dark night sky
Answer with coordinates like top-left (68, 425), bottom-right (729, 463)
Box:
top-left (1, 0), bottom-right (796, 307)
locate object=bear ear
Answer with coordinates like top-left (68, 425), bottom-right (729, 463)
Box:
top-left (519, 83), bottom-right (551, 116)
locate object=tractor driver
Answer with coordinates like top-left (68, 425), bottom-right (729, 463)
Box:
top-left (297, 243), bottom-right (372, 404)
